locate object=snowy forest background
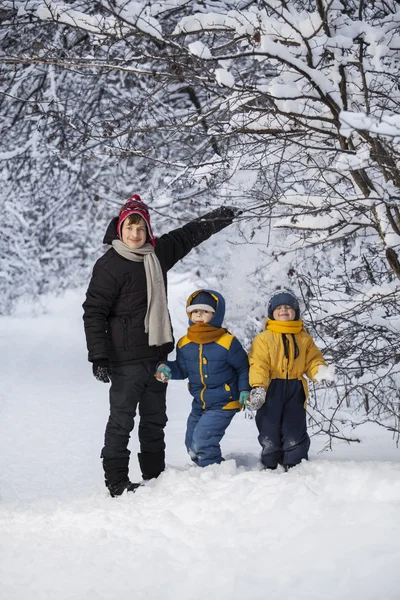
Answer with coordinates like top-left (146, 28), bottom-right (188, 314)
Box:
top-left (1, 0), bottom-right (400, 445)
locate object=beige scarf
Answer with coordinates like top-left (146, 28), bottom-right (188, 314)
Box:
top-left (112, 240), bottom-right (173, 347)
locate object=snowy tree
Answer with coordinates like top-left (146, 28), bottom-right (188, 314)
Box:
top-left (2, 0), bottom-right (400, 438)
top-left (165, 0), bottom-right (400, 439)
top-left (0, 0), bottom-right (222, 309)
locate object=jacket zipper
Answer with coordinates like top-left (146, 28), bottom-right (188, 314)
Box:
top-left (282, 334), bottom-right (289, 398)
top-left (199, 344), bottom-right (206, 409)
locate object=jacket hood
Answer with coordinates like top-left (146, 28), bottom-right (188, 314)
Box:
top-left (186, 289), bottom-right (225, 327)
top-left (103, 217), bottom-right (119, 245)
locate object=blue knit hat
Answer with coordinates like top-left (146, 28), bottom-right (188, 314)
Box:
top-left (268, 290), bottom-right (300, 320)
top-left (187, 291), bottom-right (217, 313)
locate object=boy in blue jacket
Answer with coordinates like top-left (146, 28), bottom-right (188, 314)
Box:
top-left (155, 290), bottom-right (249, 467)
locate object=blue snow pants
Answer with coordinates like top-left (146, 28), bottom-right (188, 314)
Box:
top-left (185, 401), bottom-right (239, 467)
top-left (255, 379), bottom-right (310, 469)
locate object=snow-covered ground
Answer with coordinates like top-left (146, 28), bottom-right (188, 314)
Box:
top-left (1, 279), bottom-right (399, 600)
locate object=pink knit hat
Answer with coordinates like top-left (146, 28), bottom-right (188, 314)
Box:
top-left (117, 194), bottom-right (155, 246)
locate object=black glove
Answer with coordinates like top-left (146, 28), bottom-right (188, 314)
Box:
top-left (192, 206), bottom-right (241, 240)
top-left (198, 206), bottom-right (241, 226)
top-left (92, 360), bottom-right (110, 383)
top-left (230, 206), bottom-right (243, 218)
top-left (218, 206), bottom-right (242, 219)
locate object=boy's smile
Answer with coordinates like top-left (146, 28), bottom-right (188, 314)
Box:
top-left (273, 304), bottom-right (296, 321)
top-left (189, 309), bottom-right (214, 324)
top-left (121, 217), bottom-right (147, 249)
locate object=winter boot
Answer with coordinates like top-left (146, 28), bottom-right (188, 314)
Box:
top-left (102, 456), bottom-right (141, 497)
top-left (283, 464), bottom-right (296, 472)
top-left (108, 479), bottom-right (142, 498)
top-left (138, 450), bottom-right (165, 481)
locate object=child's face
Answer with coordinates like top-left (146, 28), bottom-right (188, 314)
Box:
top-left (273, 304), bottom-right (296, 321)
top-left (121, 217), bottom-right (147, 249)
top-left (189, 309), bottom-right (214, 324)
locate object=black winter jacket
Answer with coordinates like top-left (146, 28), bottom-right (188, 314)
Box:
top-left (83, 207), bottom-right (237, 366)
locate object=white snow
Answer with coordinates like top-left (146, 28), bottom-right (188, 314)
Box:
top-left (215, 68), bottom-right (235, 88)
top-left (340, 110), bottom-right (400, 139)
top-left (0, 280), bottom-right (400, 600)
top-left (188, 41), bottom-right (212, 60)
top-left (36, 0), bottom-right (163, 40)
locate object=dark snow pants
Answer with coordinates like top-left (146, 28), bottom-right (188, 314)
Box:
top-left (255, 379), bottom-right (310, 469)
top-left (185, 401), bottom-right (239, 467)
top-left (101, 363), bottom-right (167, 484)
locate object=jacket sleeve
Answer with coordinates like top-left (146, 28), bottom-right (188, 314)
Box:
top-left (82, 263), bottom-right (120, 362)
top-left (156, 206), bottom-right (238, 271)
top-left (227, 337), bottom-right (249, 392)
top-left (165, 346), bottom-right (188, 380)
top-left (304, 336), bottom-right (327, 381)
top-left (248, 334), bottom-right (271, 390)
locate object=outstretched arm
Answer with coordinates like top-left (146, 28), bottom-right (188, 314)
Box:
top-left (156, 206), bottom-right (240, 271)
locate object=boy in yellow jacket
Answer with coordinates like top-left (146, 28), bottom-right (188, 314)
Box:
top-left (246, 290), bottom-right (333, 470)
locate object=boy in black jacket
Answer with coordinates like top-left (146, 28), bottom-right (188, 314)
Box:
top-left (83, 194), bottom-right (239, 496)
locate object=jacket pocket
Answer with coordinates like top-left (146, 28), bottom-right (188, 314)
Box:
top-left (224, 383), bottom-right (233, 399)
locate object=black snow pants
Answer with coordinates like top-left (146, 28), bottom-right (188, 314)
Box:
top-left (255, 378), bottom-right (310, 469)
top-left (101, 363), bottom-right (167, 487)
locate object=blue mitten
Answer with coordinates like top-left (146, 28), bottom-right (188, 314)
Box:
top-left (155, 364), bottom-right (172, 382)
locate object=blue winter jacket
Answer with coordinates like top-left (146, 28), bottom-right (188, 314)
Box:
top-left (165, 290), bottom-right (249, 410)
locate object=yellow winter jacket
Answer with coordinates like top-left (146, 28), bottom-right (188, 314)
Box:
top-left (249, 319), bottom-right (326, 400)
